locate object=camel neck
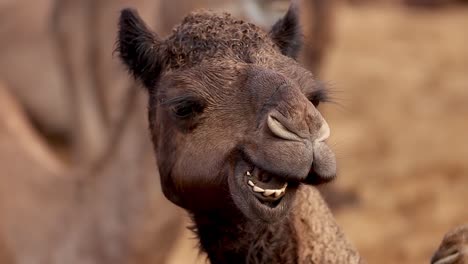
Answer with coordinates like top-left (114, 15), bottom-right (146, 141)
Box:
top-left (190, 209), bottom-right (298, 264)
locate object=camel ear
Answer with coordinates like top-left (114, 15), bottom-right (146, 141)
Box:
top-left (269, 1), bottom-right (302, 59)
top-left (117, 8), bottom-right (164, 89)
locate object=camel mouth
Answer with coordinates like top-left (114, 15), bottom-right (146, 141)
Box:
top-left (245, 168), bottom-right (288, 206)
top-left (228, 156), bottom-right (298, 222)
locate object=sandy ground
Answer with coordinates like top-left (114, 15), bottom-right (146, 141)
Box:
top-left (326, 4), bottom-right (468, 263)
top-left (167, 4), bottom-right (468, 264)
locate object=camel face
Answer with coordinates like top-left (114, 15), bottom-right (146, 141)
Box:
top-left (117, 5), bottom-right (336, 222)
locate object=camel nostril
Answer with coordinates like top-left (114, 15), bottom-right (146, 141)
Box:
top-left (267, 114), bottom-right (303, 142)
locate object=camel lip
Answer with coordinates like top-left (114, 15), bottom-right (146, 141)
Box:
top-left (304, 169), bottom-right (336, 185)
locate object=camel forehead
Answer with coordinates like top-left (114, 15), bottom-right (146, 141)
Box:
top-left (163, 11), bottom-right (279, 69)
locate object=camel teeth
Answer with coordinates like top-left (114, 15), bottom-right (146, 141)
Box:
top-left (246, 171), bottom-right (251, 176)
top-left (253, 186), bottom-right (265, 193)
top-left (247, 179), bottom-right (288, 197)
top-left (274, 190), bottom-right (283, 197)
top-left (263, 189), bottom-right (276, 196)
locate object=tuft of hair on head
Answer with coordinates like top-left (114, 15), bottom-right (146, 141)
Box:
top-left (116, 8), bottom-right (165, 90)
top-left (269, 0), bottom-right (303, 59)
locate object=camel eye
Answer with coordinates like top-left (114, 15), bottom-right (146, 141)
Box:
top-left (307, 87), bottom-right (330, 108)
top-left (171, 100), bottom-right (204, 119)
top-left (310, 98), bottom-right (321, 107)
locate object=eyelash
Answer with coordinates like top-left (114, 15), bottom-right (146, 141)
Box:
top-left (307, 89), bottom-right (329, 107)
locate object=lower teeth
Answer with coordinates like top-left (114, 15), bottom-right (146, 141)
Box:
top-left (246, 171), bottom-right (288, 198)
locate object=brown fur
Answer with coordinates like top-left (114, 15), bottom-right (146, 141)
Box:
top-left (160, 11), bottom-right (285, 69)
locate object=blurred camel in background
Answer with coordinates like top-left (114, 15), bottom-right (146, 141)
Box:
top-left (0, 1), bottom-right (181, 263)
top-left (0, 79), bottom-right (182, 263)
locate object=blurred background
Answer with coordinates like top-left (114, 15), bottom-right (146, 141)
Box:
top-left (0, 0), bottom-right (467, 263)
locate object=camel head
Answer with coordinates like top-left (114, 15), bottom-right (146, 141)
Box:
top-left (117, 3), bottom-right (336, 222)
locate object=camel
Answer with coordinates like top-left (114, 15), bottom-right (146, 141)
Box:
top-left (117, 3), bottom-right (468, 263)
top-left (117, 3), bottom-right (359, 263)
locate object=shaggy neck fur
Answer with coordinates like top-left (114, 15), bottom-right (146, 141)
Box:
top-left (191, 208), bottom-right (298, 264)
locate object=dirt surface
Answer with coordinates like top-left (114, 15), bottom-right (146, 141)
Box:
top-left (167, 4), bottom-right (468, 264)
